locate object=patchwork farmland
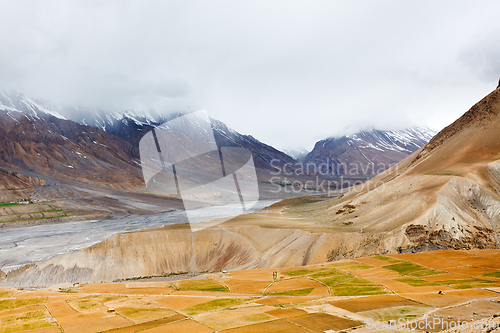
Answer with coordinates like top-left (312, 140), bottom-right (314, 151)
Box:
top-left (4, 250), bottom-right (500, 332)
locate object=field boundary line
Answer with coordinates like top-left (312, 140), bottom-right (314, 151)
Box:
top-left (44, 303), bottom-right (64, 333)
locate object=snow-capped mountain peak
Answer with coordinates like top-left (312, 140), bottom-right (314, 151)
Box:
top-left (302, 127), bottom-right (438, 176)
top-left (0, 91), bottom-right (297, 171)
top-left (0, 90), bottom-right (67, 120)
top-left (342, 127), bottom-right (437, 154)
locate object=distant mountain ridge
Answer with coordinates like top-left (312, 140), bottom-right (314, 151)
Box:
top-left (0, 90), bottom-right (438, 182)
top-left (313, 86), bottom-right (500, 252)
top-left (64, 105), bottom-right (297, 170)
top-left (0, 90), bottom-right (67, 120)
top-left (0, 91), bottom-right (296, 174)
top-left (302, 127), bottom-right (436, 177)
top-left (0, 92), bottom-right (144, 195)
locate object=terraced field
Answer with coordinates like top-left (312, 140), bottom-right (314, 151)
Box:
top-left (0, 201), bottom-right (69, 225)
top-left (4, 249), bottom-right (500, 332)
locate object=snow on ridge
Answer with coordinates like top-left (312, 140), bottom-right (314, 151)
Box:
top-left (23, 95), bottom-right (67, 120)
top-left (0, 91), bottom-right (245, 144)
top-left (0, 90), bottom-right (66, 120)
top-left (0, 104), bottom-right (18, 112)
top-left (383, 127), bottom-right (436, 146)
top-left (321, 127), bottom-right (436, 154)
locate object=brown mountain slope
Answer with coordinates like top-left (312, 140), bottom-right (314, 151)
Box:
top-left (0, 111), bottom-right (143, 191)
top-left (0, 169), bottom-right (47, 201)
top-left (415, 89), bottom-right (500, 164)
top-left (301, 127), bottom-right (435, 177)
top-left (320, 87), bottom-right (500, 251)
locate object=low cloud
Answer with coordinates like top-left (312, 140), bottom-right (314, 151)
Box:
top-left (460, 35), bottom-right (500, 83)
top-left (0, 0), bottom-right (499, 151)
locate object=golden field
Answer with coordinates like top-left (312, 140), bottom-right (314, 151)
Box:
top-left (3, 249), bottom-right (500, 332)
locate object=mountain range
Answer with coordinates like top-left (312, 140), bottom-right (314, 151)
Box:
top-left (0, 91), bottom-right (296, 174)
top-left (0, 91), bottom-right (144, 199)
top-left (301, 127), bottom-right (436, 177)
top-left (324, 86), bottom-right (500, 251)
top-left (0, 90), bottom-right (436, 201)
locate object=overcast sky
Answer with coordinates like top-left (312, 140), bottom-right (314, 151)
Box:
top-left (0, 0), bottom-right (499, 151)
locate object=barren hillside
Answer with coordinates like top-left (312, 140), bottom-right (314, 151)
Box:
top-left (322, 87), bottom-right (500, 251)
top-left (6, 87), bottom-right (500, 287)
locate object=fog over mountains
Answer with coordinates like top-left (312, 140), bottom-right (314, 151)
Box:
top-left (0, 90), bottom-right (296, 174)
top-left (0, 90), bottom-right (436, 183)
top-left (301, 127), bottom-right (437, 177)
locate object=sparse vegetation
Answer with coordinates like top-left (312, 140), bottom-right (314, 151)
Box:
top-left (0, 290), bottom-right (14, 298)
top-left (384, 262), bottom-right (443, 276)
top-left (184, 298), bottom-right (249, 315)
top-left (69, 297), bottom-right (102, 311)
top-left (329, 261), bottom-right (374, 272)
top-left (0, 202), bottom-right (25, 208)
top-left (373, 256), bottom-right (405, 264)
top-left (329, 278), bottom-right (387, 296)
top-left (309, 268), bottom-right (349, 279)
top-left (0, 211), bottom-right (67, 224)
top-left (96, 295), bottom-right (124, 303)
top-left (266, 288), bottom-right (314, 296)
top-left (0, 297), bottom-right (47, 311)
top-left (0, 309), bottom-right (53, 333)
top-left (117, 306), bottom-right (175, 323)
top-left (5, 250), bottom-right (500, 332)
top-left (309, 268), bottom-right (353, 286)
top-left (439, 278), bottom-right (500, 289)
top-left (317, 275), bottom-right (353, 286)
top-left (0, 309), bottom-right (45, 325)
top-left (360, 305), bottom-right (431, 321)
top-left (176, 279), bottom-right (229, 292)
top-left (112, 271), bottom-right (190, 282)
top-left (242, 313), bottom-right (272, 322)
top-left (395, 277), bottom-right (442, 287)
top-left (483, 271), bottom-right (500, 278)
top-left (281, 268), bottom-right (323, 277)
